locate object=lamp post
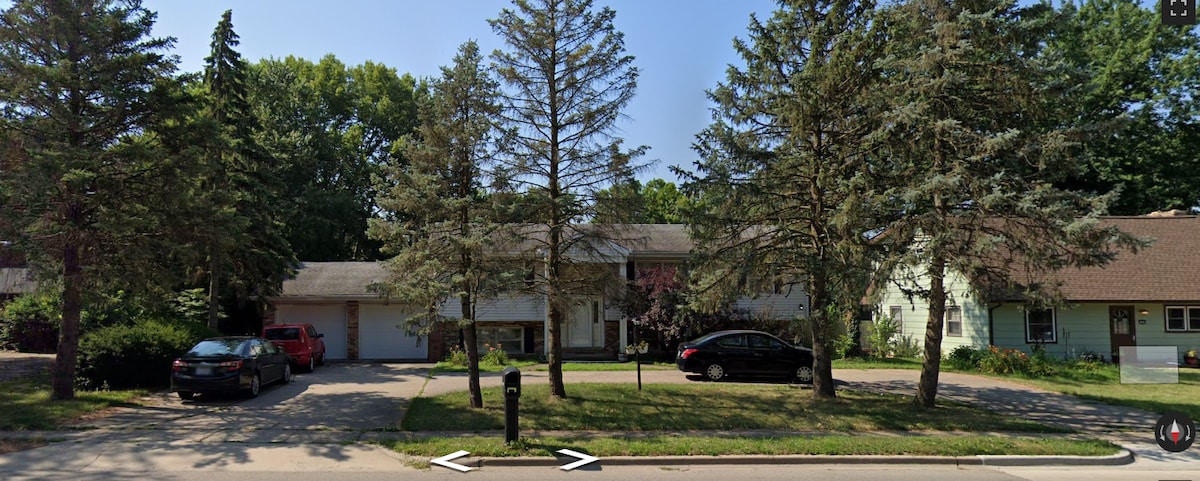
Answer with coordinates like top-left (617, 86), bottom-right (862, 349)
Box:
top-left (631, 318), bottom-right (643, 391)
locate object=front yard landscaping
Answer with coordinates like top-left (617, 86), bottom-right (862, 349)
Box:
top-left (394, 382), bottom-right (1121, 457)
top-left (0, 375), bottom-right (145, 430)
top-left (989, 365), bottom-right (1200, 420)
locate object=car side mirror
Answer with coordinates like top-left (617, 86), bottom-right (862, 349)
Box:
top-left (316, 333), bottom-right (324, 338)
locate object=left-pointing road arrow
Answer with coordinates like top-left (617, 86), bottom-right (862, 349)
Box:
top-left (431, 450), bottom-right (474, 472)
top-left (557, 449), bottom-right (599, 471)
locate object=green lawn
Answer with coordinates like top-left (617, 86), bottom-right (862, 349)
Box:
top-left (0, 376), bottom-right (145, 430)
top-left (832, 357), bottom-right (924, 370)
top-left (987, 365), bottom-right (1200, 420)
top-left (382, 434), bottom-right (1118, 458)
top-left (544, 362), bottom-right (676, 372)
top-left (430, 360), bottom-right (539, 374)
top-left (403, 383), bottom-right (1064, 433)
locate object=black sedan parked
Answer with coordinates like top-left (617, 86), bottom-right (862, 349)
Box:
top-left (676, 330), bottom-right (815, 383)
top-left (170, 336), bottom-right (293, 400)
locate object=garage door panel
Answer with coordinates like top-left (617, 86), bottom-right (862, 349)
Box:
top-left (360, 304), bottom-right (427, 360)
top-left (275, 304), bottom-right (347, 359)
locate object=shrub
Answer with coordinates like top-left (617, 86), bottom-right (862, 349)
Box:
top-left (864, 316), bottom-right (901, 358)
top-left (946, 345), bottom-right (983, 370)
top-left (77, 319), bottom-right (218, 390)
top-left (481, 343), bottom-right (509, 366)
top-left (443, 345), bottom-right (469, 367)
top-left (892, 334), bottom-right (923, 358)
top-left (978, 346), bottom-right (1031, 375)
top-left (0, 292), bottom-right (60, 353)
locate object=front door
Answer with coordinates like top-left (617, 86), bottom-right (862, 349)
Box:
top-left (1109, 305), bottom-right (1136, 359)
top-left (567, 301), bottom-right (594, 348)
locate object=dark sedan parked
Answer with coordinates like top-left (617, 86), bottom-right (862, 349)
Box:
top-left (676, 330), bottom-right (815, 383)
top-left (170, 336), bottom-right (293, 400)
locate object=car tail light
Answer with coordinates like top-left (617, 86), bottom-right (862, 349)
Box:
top-left (218, 360), bottom-right (242, 371)
top-left (680, 348), bottom-right (698, 359)
top-left (172, 360), bottom-right (188, 372)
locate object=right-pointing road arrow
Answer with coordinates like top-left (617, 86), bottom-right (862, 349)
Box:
top-left (557, 448), bottom-right (599, 471)
top-left (431, 450), bottom-right (474, 472)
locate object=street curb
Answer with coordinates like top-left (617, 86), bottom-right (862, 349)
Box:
top-left (473, 449), bottom-right (1135, 467)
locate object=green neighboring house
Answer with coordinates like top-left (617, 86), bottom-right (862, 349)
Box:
top-left (874, 211), bottom-right (1200, 362)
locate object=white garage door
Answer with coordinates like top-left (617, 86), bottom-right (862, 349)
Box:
top-left (275, 303), bottom-right (347, 359)
top-left (359, 304), bottom-right (428, 360)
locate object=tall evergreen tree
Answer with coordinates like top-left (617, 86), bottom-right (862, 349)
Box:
top-left (369, 41), bottom-right (507, 409)
top-left (0, 0), bottom-right (182, 399)
top-left (490, 0), bottom-right (647, 399)
top-left (871, 0), bottom-right (1138, 408)
top-left (681, 0), bottom-right (886, 400)
top-left (199, 10), bottom-right (295, 331)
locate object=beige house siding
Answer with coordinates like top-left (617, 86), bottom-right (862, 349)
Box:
top-left (874, 267), bottom-right (988, 353)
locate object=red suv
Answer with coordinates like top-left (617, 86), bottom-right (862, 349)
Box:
top-left (262, 324), bottom-right (327, 372)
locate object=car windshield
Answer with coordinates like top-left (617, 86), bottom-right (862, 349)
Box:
top-left (186, 339), bottom-right (247, 356)
top-left (264, 328), bottom-right (301, 341)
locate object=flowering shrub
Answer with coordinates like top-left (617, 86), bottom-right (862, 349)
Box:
top-left (482, 343), bottom-right (509, 366)
top-left (443, 345), bottom-right (469, 367)
top-left (978, 346), bottom-right (1031, 374)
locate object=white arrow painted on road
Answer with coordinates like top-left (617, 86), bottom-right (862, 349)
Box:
top-left (431, 450), bottom-right (474, 472)
top-left (557, 448), bottom-right (599, 471)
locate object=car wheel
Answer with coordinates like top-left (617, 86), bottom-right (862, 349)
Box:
top-left (704, 363), bottom-right (726, 382)
top-left (306, 355), bottom-right (315, 373)
top-left (177, 391), bottom-right (194, 401)
top-left (794, 365), bottom-right (814, 384)
top-left (316, 352), bottom-right (325, 366)
top-left (282, 363), bottom-right (293, 384)
top-left (248, 372), bottom-right (261, 398)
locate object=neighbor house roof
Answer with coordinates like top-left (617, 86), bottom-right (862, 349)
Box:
top-left (0, 268), bottom-right (36, 296)
top-left (987, 213), bottom-right (1200, 302)
top-left (274, 224), bottom-right (694, 299)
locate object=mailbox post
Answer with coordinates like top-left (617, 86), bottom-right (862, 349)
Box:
top-left (501, 367), bottom-right (521, 444)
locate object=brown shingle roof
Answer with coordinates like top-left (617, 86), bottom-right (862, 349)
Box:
top-left (1048, 215), bottom-right (1200, 301)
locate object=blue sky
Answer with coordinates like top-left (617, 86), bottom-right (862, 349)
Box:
top-left (142, 0), bottom-right (779, 183)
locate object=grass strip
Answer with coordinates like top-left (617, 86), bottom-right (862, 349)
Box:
top-left (0, 375), bottom-right (145, 430)
top-left (403, 383), bottom-right (1065, 433)
top-left (382, 434), bottom-right (1119, 457)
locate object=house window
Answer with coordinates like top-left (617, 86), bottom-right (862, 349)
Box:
top-left (889, 306), bottom-right (903, 334)
top-left (945, 306), bottom-right (962, 337)
top-left (1025, 308), bottom-right (1057, 343)
top-left (1165, 306), bottom-right (1200, 332)
top-left (478, 327), bottom-right (523, 353)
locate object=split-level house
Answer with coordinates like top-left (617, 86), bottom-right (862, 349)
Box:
top-left (873, 211), bottom-right (1200, 362)
top-left (264, 224), bottom-right (809, 361)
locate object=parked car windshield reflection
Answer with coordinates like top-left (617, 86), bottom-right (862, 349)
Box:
top-left (186, 339), bottom-right (247, 357)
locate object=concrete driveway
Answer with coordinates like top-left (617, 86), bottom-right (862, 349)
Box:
top-left (85, 362), bottom-right (431, 434)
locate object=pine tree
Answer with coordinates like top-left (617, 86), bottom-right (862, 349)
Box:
top-left (199, 10), bottom-right (295, 331)
top-left (0, 0), bottom-right (181, 400)
top-left (489, 0), bottom-right (647, 399)
top-left (871, 0), bottom-right (1138, 408)
top-left (369, 41), bottom-right (507, 409)
top-left (681, 0), bottom-right (886, 400)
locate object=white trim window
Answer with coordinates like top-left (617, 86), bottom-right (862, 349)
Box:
top-left (945, 306), bottom-right (962, 337)
top-left (889, 306), bottom-right (903, 334)
top-left (1025, 308), bottom-right (1057, 343)
top-left (1165, 306), bottom-right (1200, 332)
top-left (478, 327), bottom-right (523, 353)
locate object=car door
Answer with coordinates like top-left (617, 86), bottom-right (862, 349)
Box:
top-left (712, 334), bottom-right (752, 373)
top-left (252, 339), bottom-right (282, 383)
top-left (747, 334), bottom-right (790, 375)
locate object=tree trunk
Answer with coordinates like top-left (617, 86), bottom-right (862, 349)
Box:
top-left (915, 248), bottom-right (947, 408)
top-left (52, 240), bottom-right (82, 401)
top-left (546, 244), bottom-right (566, 398)
top-left (808, 271), bottom-right (837, 399)
top-left (207, 250), bottom-right (221, 332)
top-left (463, 294), bottom-right (483, 409)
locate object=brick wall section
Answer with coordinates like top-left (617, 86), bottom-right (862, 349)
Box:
top-left (346, 301), bottom-right (359, 360)
top-left (427, 322), bottom-right (445, 362)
